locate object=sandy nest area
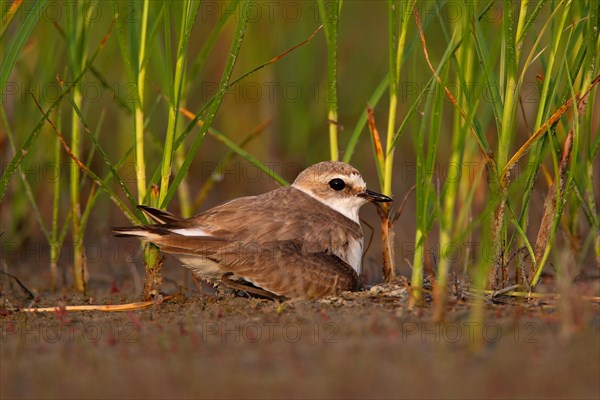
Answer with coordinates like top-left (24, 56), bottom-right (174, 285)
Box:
top-left (1, 274), bottom-right (599, 399)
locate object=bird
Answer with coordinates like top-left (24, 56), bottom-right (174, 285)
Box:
top-left (113, 161), bottom-right (392, 300)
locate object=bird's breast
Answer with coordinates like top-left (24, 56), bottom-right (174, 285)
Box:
top-left (334, 237), bottom-right (364, 275)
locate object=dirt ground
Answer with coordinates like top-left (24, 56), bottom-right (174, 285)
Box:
top-left (1, 271), bottom-right (599, 400)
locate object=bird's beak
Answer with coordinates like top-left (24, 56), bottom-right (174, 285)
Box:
top-left (359, 189), bottom-right (392, 203)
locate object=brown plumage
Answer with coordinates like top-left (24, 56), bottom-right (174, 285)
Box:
top-left (114, 161), bottom-right (392, 299)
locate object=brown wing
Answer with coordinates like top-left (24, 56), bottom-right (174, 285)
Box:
top-left (168, 186), bottom-right (363, 255)
top-left (148, 235), bottom-right (359, 299)
top-left (226, 241), bottom-right (360, 299)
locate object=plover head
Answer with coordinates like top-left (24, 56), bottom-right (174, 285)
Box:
top-left (292, 161), bottom-right (392, 223)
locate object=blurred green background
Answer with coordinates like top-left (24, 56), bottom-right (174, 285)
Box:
top-left (1, 0), bottom-right (598, 293)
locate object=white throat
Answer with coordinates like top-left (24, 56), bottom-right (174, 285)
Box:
top-left (293, 186), bottom-right (363, 224)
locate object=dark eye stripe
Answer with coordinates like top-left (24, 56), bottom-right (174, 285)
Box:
top-left (328, 178), bottom-right (345, 191)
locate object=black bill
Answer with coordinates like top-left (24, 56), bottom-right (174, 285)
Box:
top-left (360, 189), bottom-right (392, 202)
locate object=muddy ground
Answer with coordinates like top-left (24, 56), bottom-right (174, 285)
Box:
top-left (1, 271), bottom-right (599, 400)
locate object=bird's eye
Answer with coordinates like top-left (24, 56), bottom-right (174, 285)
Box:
top-left (328, 178), bottom-right (346, 191)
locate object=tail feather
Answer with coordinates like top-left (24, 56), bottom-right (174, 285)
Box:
top-left (112, 226), bottom-right (149, 237)
top-left (113, 205), bottom-right (183, 237)
top-left (138, 205), bottom-right (181, 224)
top-left (113, 223), bottom-right (186, 237)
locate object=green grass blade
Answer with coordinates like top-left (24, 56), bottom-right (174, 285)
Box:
top-left (62, 84), bottom-right (139, 213)
top-left (161, 1), bottom-right (252, 208)
top-left (0, 0), bottom-right (46, 97)
top-left (342, 74), bottom-right (390, 163)
top-left (0, 32), bottom-right (108, 202)
top-left (158, 0), bottom-right (200, 206)
top-left (1, 105), bottom-right (51, 242)
top-left (209, 128), bottom-right (288, 186)
top-left (188, 0), bottom-right (241, 86)
top-left (317, 0), bottom-right (340, 161)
